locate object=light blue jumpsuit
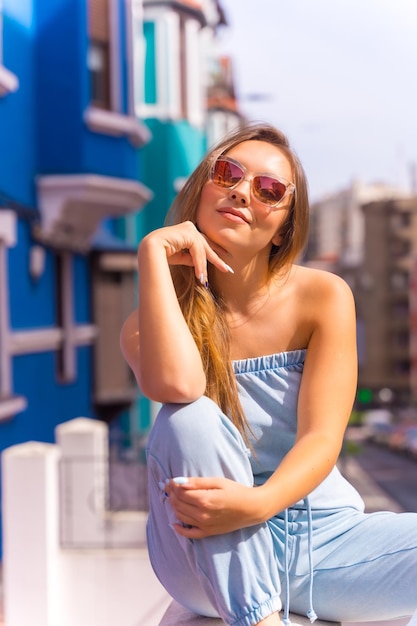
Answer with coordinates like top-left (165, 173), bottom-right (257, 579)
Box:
top-left (146, 350), bottom-right (417, 626)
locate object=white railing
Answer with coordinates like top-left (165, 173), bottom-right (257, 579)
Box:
top-left (1, 417), bottom-right (170, 626)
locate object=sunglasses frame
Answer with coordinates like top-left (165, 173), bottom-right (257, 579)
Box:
top-left (211, 156), bottom-right (296, 208)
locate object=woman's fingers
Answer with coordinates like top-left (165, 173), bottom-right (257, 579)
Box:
top-left (163, 222), bottom-right (234, 279)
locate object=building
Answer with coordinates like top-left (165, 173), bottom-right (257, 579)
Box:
top-left (411, 258), bottom-right (417, 402)
top-left (306, 180), bottom-right (411, 274)
top-left (305, 182), bottom-right (417, 408)
top-left (0, 0), bottom-right (242, 557)
top-left (355, 197), bottom-right (417, 407)
top-left (0, 0), bottom-right (153, 558)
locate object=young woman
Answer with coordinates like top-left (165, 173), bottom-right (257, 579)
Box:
top-left (120, 123), bottom-right (417, 626)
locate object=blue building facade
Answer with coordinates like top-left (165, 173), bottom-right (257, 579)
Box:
top-left (0, 0), bottom-right (242, 559)
top-left (0, 0), bottom-right (152, 558)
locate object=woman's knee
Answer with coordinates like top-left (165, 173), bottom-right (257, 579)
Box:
top-left (156, 396), bottom-right (224, 441)
top-left (147, 395), bottom-right (252, 482)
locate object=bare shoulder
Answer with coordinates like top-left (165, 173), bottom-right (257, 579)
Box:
top-left (290, 264), bottom-right (356, 327)
top-left (292, 264), bottom-right (353, 300)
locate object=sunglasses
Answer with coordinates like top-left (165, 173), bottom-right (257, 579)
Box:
top-left (211, 156), bottom-right (295, 208)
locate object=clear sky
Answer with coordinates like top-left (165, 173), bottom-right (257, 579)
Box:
top-left (217, 0), bottom-right (417, 202)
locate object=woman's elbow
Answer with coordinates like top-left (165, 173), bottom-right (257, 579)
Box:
top-left (140, 374), bottom-right (207, 405)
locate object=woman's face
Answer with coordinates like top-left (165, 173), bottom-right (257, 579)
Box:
top-left (196, 140), bottom-right (294, 262)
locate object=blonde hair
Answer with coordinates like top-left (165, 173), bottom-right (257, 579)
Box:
top-left (166, 123), bottom-right (310, 439)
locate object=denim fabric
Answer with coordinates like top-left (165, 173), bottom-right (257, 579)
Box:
top-left (146, 351), bottom-right (417, 625)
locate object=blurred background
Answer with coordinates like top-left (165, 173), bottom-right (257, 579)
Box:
top-left (0, 1), bottom-right (417, 625)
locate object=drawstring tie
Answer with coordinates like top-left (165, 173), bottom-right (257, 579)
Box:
top-left (282, 498), bottom-right (317, 626)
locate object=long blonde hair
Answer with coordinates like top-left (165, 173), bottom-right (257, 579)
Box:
top-left (166, 123), bottom-right (310, 439)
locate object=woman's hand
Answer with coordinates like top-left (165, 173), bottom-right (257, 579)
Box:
top-left (134, 222), bottom-right (233, 403)
top-left (165, 477), bottom-right (263, 539)
top-left (142, 221), bottom-right (233, 283)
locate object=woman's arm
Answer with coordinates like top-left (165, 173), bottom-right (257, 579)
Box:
top-left (167, 272), bottom-right (358, 537)
top-left (120, 221), bottom-right (233, 403)
top-left (257, 271), bottom-right (357, 517)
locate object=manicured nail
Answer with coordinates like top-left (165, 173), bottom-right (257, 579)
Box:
top-left (199, 272), bottom-right (205, 285)
top-left (158, 482), bottom-right (165, 490)
top-left (224, 263), bottom-right (234, 274)
top-left (172, 476), bottom-right (189, 485)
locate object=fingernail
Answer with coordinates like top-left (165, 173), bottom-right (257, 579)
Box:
top-left (172, 476), bottom-right (189, 485)
top-left (199, 272), bottom-right (205, 285)
top-left (159, 481), bottom-right (169, 497)
top-left (224, 263), bottom-right (234, 274)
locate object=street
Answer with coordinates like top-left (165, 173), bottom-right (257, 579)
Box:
top-left (352, 440), bottom-right (417, 513)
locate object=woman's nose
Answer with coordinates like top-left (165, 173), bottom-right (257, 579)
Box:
top-left (228, 181), bottom-right (250, 205)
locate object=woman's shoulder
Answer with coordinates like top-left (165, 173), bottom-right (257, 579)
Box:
top-left (291, 264), bottom-right (353, 298)
top-left (289, 265), bottom-right (355, 324)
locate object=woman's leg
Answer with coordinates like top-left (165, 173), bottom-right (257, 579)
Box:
top-left (146, 397), bottom-right (282, 626)
top-left (269, 507), bottom-right (417, 623)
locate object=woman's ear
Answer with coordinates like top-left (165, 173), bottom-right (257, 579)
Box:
top-left (271, 231), bottom-right (283, 247)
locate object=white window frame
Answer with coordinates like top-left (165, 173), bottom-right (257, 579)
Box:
top-left (184, 17), bottom-right (205, 127)
top-left (0, 211), bottom-right (97, 422)
top-left (0, 1), bottom-right (19, 96)
top-left (84, 0), bottom-right (150, 146)
top-left (137, 7), bottom-right (204, 127)
top-left (128, 0), bottom-right (145, 121)
top-left (0, 211), bottom-right (26, 421)
top-left (138, 9), bottom-right (181, 120)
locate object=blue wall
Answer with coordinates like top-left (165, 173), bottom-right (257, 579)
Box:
top-left (0, 0), bottom-right (146, 559)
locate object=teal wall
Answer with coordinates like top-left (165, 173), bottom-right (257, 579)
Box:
top-left (138, 119), bottom-right (206, 236)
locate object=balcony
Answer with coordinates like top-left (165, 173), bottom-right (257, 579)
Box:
top-left (35, 174), bottom-right (152, 252)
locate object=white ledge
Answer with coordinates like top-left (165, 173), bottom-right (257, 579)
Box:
top-left (84, 106), bottom-right (151, 147)
top-left (35, 173), bottom-right (153, 251)
top-left (0, 64), bottom-right (19, 96)
top-left (9, 325), bottom-right (97, 355)
top-left (159, 601), bottom-right (341, 626)
top-left (0, 395), bottom-right (27, 422)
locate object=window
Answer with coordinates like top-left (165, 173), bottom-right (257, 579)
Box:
top-left (139, 7), bottom-right (204, 126)
top-left (390, 271), bottom-right (409, 290)
top-left (391, 301), bottom-right (409, 320)
top-left (87, 0), bottom-right (112, 110)
top-left (392, 359), bottom-right (410, 375)
top-left (390, 238), bottom-right (411, 258)
top-left (391, 211), bottom-right (411, 229)
top-left (91, 253), bottom-right (138, 413)
top-left (392, 331), bottom-right (409, 349)
top-left (0, 211), bottom-right (97, 421)
top-left (85, 0), bottom-right (150, 145)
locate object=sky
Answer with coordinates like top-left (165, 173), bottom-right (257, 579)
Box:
top-left (216, 0), bottom-right (417, 202)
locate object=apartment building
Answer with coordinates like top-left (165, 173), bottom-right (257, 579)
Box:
top-left (355, 198), bottom-right (417, 406)
top-left (305, 183), bottom-right (417, 407)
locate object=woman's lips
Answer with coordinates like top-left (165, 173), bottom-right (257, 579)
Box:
top-left (217, 208), bottom-right (249, 224)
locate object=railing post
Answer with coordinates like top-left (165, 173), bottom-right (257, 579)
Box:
top-left (2, 442), bottom-right (61, 626)
top-left (56, 417), bottom-right (109, 547)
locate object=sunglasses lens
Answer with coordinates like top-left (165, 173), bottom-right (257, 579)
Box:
top-left (212, 159), bottom-right (244, 188)
top-left (253, 176), bottom-right (287, 206)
